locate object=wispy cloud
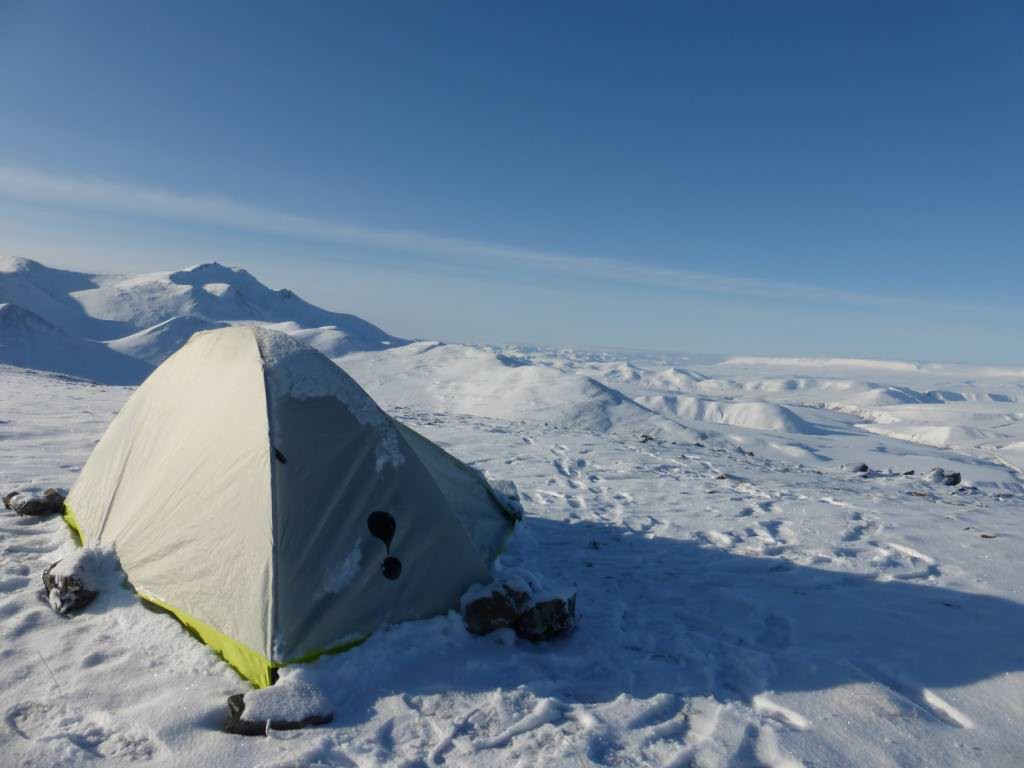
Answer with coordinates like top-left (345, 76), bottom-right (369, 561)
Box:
top-left (0, 164), bottom-right (880, 305)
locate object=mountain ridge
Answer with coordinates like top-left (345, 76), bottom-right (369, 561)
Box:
top-left (0, 256), bottom-right (406, 382)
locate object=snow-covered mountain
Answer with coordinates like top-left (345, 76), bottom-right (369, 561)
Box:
top-left (0, 302), bottom-right (152, 384)
top-left (0, 256), bottom-right (405, 381)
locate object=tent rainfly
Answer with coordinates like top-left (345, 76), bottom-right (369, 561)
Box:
top-left (64, 326), bottom-right (518, 686)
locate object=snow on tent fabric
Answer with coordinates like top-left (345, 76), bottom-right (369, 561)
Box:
top-left (63, 326), bottom-right (518, 687)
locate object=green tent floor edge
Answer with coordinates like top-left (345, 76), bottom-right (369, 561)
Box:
top-left (62, 503), bottom-right (84, 546)
top-left (60, 502), bottom-right (369, 688)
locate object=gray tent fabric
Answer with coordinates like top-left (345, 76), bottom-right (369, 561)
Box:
top-left (65, 326), bottom-right (517, 686)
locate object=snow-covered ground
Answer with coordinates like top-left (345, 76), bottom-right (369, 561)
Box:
top-left (2, 259), bottom-right (1023, 766)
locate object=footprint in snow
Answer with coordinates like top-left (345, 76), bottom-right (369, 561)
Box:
top-left (860, 665), bottom-right (974, 729)
top-left (0, 575), bottom-right (30, 593)
top-left (752, 694), bottom-right (810, 730)
top-left (4, 701), bottom-right (158, 762)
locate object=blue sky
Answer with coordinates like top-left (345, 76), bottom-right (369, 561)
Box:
top-left (0, 1), bottom-right (1021, 362)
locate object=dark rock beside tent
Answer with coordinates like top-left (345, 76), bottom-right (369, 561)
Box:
top-left (225, 693), bottom-right (333, 736)
top-left (514, 592), bottom-right (577, 642)
top-left (5, 488), bottom-right (65, 516)
top-left (462, 582), bottom-right (532, 636)
top-left (462, 576), bottom-right (576, 642)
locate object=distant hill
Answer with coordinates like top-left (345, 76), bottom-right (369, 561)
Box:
top-left (0, 302), bottom-right (151, 385)
top-left (0, 256), bottom-right (406, 382)
top-left (341, 341), bottom-right (704, 443)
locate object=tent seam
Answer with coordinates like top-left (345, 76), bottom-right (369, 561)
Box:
top-left (254, 329), bottom-right (279, 666)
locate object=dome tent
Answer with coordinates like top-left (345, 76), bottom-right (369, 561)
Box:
top-left (64, 326), bottom-right (518, 687)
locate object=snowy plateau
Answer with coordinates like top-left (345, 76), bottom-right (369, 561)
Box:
top-left (1, 256), bottom-right (1023, 767)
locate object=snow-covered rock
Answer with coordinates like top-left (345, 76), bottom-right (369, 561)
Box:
top-left (3, 487), bottom-right (64, 516)
top-left (228, 669), bottom-right (333, 735)
top-left (42, 545), bottom-right (121, 615)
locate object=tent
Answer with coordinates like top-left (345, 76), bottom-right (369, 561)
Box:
top-left (64, 326), bottom-right (518, 686)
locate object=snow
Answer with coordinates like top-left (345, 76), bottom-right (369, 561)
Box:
top-left (0, 302), bottom-right (151, 385)
top-left (316, 539), bottom-right (364, 598)
top-left (340, 341), bottom-right (703, 443)
top-left (1, 261), bottom-right (1024, 765)
top-left (458, 568), bottom-right (543, 612)
top-left (241, 669), bottom-right (332, 724)
top-left (635, 394), bottom-right (817, 434)
top-left (0, 256), bottom-right (406, 380)
top-left (45, 544), bottom-right (120, 585)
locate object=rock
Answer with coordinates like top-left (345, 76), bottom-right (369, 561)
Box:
top-left (514, 592), bottom-right (577, 642)
top-left (7, 488), bottom-right (64, 516)
top-left (41, 547), bottom-right (118, 615)
top-left (849, 463), bottom-right (869, 474)
top-left (462, 573), bottom-right (576, 642)
top-left (224, 693), bottom-right (333, 736)
top-left (462, 583), bottom-right (532, 636)
top-left (926, 467), bottom-right (962, 486)
top-left (42, 562), bottom-right (98, 614)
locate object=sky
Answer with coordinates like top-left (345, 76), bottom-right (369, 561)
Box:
top-left (0, 1), bottom-right (1022, 363)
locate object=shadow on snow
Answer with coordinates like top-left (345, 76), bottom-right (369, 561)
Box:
top-left (308, 515), bottom-right (1024, 729)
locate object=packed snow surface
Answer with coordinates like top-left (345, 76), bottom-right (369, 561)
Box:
top-left (2, 268), bottom-right (1024, 765)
